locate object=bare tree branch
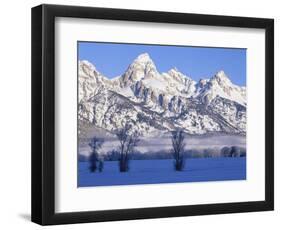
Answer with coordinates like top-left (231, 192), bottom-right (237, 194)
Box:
top-left (115, 123), bottom-right (140, 172)
top-left (88, 136), bottom-right (104, 172)
top-left (171, 129), bottom-right (186, 171)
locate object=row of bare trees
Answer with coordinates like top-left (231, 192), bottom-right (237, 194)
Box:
top-left (88, 125), bottom-right (186, 173)
top-left (116, 124), bottom-right (140, 172)
top-left (171, 130), bottom-right (185, 171)
top-left (88, 137), bottom-right (104, 172)
top-left (88, 124), bottom-right (140, 173)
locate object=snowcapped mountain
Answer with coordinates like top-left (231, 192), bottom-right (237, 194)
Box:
top-left (78, 53), bottom-right (246, 137)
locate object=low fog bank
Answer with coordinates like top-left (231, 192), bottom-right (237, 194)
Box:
top-left (79, 134), bottom-right (246, 160)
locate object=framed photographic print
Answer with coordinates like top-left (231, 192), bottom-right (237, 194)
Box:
top-left (31, 4), bottom-right (274, 225)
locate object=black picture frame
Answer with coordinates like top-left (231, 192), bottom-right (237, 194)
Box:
top-left (31, 4), bottom-right (274, 225)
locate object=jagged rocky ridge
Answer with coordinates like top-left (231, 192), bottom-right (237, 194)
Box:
top-left (78, 53), bottom-right (246, 137)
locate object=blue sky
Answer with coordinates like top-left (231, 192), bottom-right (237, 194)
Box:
top-left (78, 42), bottom-right (246, 86)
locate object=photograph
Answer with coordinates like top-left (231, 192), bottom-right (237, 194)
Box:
top-left (30, 3), bottom-right (274, 225)
top-left (77, 42), bottom-right (247, 187)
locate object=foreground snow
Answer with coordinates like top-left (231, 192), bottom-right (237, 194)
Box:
top-left (78, 157), bottom-right (246, 187)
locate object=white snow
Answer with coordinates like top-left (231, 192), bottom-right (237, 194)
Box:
top-left (78, 54), bottom-right (247, 136)
top-left (78, 158), bottom-right (246, 187)
top-left (116, 86), bottom-right (135, 98)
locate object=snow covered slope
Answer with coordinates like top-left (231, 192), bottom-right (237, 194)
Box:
top-left (78, 53), bottom-right (246, 136)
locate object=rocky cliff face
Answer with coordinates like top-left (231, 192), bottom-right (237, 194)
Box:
top-left (78, 53), bottom-right (246, 137)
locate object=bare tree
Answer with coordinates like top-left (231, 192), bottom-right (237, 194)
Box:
top-left (229, 146), bottom-right (240, 157)
top-left (88, 136), bottom-right (104, 172)
top-left (221, 146), bottom-right (242, 157)
top-left (171, 129), bottom-right (186, 171)
top-left (221, 146), bottom-right (231, 157)
top-left (115, 123), bottom-right (140, 172)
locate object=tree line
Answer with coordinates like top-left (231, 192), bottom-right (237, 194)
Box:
top-left (87, 125), bottom-right (246, 173)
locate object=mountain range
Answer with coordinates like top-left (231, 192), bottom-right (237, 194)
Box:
top-left (78, 53), bottom-right (246, 138)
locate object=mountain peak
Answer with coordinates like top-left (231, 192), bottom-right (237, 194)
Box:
top-left (214, 70), bottom-right (228, 79)
top-left (169, 67), bottom-right (180, 73)
top-left (79, 59), bottom-right (247, 136)
top-left (121, 53), bottom-right (157, 86)
top-left (167, 67), bottom-right (194, 84)
top-left (167, 67), bottom-right (185, 79)
top-left (79, 60), bottom-right (96, 70)
top-left (134, 53), bottom-right (152, 63)
top-left (216, 70), bottom-right (227, 78)
top-left (130, 53), bottom-right (156, 70)
top-left (79, 60), bottom-right (101, 77)
top-left (212, 70), bottom-right (232, 85)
